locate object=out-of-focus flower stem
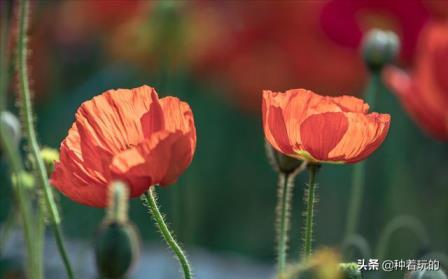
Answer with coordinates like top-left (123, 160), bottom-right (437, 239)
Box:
top-left (0, 2), bottom-right (39, 277)
top-left (344, 72), bottom-right (380, 240)
top-left (0, 0), bottom-right (9, 112)
top-left (16, 0), bottom-right (74, 278)
top-left (302, 164), bottom-right (320, 258)
top-left (143, 187), bottom-right (193, 279)
top-left (0, 123), bottom-right (38, 278)
top-left (0, 206), bottom-right (16, 255)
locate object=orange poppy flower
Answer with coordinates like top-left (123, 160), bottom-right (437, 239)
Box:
top-left (262, 89), bottom-right (390, 164)
top-left (384, 21), bottom-right (448, 141)
top-left (50, 85), bottom-right (196, 207)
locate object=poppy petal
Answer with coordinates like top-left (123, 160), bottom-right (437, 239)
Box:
top-left (262, 91), bottom-right (294, 154)
top-left (299, 112), bottom-right (349, 161)
top-left (328, 112), bottom-right (390, 163)
top-left (109, 130), bottom-right (194, 197)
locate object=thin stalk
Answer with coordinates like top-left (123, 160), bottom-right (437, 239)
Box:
top-left (35, 193), bottom-right (47, 278)
top-left (276, 172), bottom-right (295, 274)
top-left (344, 73), bottom-right (380, 238)
top-left (302, 164), bottom-right (320, 258)
top-left (0, 2), bottom-right (39, 277)
top-left (143, 187), bottom-right (193, 279)
top-left (15, 0), bottom-right (74, 277)
top-left (0, 0), bottom-right (9, 111)
top-left (0, 206), bottom-right (16, 256)
top-left (0, 123), bottom-right (38, 278)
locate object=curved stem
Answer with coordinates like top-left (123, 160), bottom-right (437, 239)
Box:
top-left (341, 234), bottom-right (372, 261)
top-left (302, 164), bottom-right (320, 258)
top-left (143, 187), bottom-right (193, 279)
top-left (276, 172), bottom-right (296, 274)
top-left (16, 0), bottom-right (74, 277)
top-left (375, 215), bottom-right (430, 260)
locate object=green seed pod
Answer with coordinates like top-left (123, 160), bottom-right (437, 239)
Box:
top-left (95, 221), bottom-right (140, 279)
top-left (361, 29), bottom-right (400, 72)
top-left (0, 111), bottom-right (21, 149)
top-left (406, 269), bottom-right (447, 279)
top-left (339, 263), bottom-right (363, 279)
top-left (265, 142), bottom-right (305, 174)
top-left (94, 181), bottom-right (140, 278)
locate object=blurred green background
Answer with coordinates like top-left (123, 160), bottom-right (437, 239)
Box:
top-left (1, 0), bottom-right (447, 277)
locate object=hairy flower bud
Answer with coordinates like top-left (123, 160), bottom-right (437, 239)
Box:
top-left (361, 29), bottom-right (399, 72)
top-left (40, 147), bottom-right (59, 175)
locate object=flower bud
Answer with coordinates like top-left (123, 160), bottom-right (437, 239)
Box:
top-left (406, 269), bottom-right (447, 279)
top-left (339, 263), bottom-right (363, 279)
top-left (40, 147), bottom-right (59, 175)
top-left (361, 29), bottom-right (400, 72)
top-left (265, 142), bottom-right (305, 174)
top-left (94, 181), bottom-right (140, 278)
top-left (0, 111), bottom-right (21, 149)
top-left (11, 171), bottom-right (35, 189)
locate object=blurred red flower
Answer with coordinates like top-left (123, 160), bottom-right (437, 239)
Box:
top-left (262, 89), bottom-right (390, 163)
top-left (51, 85), bottom-right (196, 207)
top-left (384, 21), bottom-right (448, 141)
top-left (25, 1), bottom-right (150, 100)
top-left (320, 0), bottom-right (429, 63)
top-left (187, 1), bottom-right (366, 112)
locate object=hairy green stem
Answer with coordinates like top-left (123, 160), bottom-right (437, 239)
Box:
top-left (344, 73), bottom-right (380, 239)
top-left (16, 0), bottom-right (74, 277)
top-left (276, 172), bottom-right (295, 274)
top-left (302, 164), bottom-right (320, 258)
top-left (143, 187), bottom-right (193, 279)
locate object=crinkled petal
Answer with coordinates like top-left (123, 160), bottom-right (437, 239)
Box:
top-left (109, 130), bottom-right (195, 197)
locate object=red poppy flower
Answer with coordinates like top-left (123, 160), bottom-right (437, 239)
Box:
top-left (262, 89), bottom-right (390, 164)
top-left (384, 21), bottom-right (448, 141)
top-left (50, 85), bottom-right (196, 207)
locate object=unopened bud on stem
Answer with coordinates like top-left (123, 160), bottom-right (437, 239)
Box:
top-left (361, 29), bottom-right (399, 72)
top-left (95, 181), bottom-right (140, 278)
